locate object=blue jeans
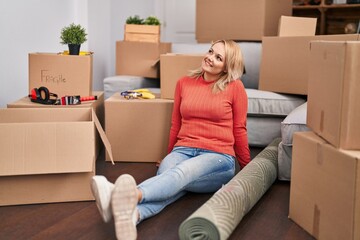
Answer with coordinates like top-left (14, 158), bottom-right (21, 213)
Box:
top-left (136, 146), bottom-right (236, 222)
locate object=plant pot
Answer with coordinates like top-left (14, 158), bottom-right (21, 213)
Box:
top-left (68, 44), bottom-right (81, 55)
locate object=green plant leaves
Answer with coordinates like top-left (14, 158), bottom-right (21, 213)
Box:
top-left (60, 23), bottom-right (87, 45)
top-left (126, 15), bottom-right (160, 25)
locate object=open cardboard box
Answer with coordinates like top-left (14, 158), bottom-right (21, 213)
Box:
top-left (0, 108), bottom-right (113, 206)
top-left (7, 91), bottom-right (105, 159)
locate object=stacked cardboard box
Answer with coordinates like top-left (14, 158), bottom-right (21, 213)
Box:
top-left (289, 41), bottom-right (360, 239)
top-left (108, 38), bottom-right (173, 162)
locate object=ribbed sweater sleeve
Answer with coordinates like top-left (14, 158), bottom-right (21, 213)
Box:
top-left (167, 76), bottom-right (250, 169)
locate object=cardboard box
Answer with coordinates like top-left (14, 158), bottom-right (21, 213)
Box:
top-left (259, 34), bottom-right (359, 95)
top-left (124, 24), bottom-right (160, 43)
top-left (7, 91), bottom-right (105, 159)
top-left (0, 108), bottom-right (113, 206)
top-left (307, 41), bottom-right (360, 150)
top-left (7, 91), bottom-right (105, 127)
top-left (160, 54), bottom-right (204, 99)
top-left (278, 16), bottom-right (317, 37)
top-left (105, 94), bottom-right (173, 162)
top-left (116, 41), bottom-right (172, 78)
top-left (29, 53), bottom-right (93, 97)
top-left (289, 131), bottom-right (360, 240)
top-left (196, 0), bottom-right (292, 42)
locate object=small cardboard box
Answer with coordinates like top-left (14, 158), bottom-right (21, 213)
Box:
top-left (29, 53), bottom-right (93, 97)
top-left (0, 108), bottom-right (113, 206)
top-left (124, 24), bottom-right (160, 43)
top-left (105, 94), bottom-right (173, 162)
top-left (160, 54), bottom-right (204, 99)
top-left (196, 0), bottom-right (292, 42)
top-left (289, 131), bottom-right (360, 240)
top-left (259, 34), bottom-right (359, 95)
top-left (307, 41), bottom-right (360, 150)
top-left (278, 15), bottom-right (317, 37)
top-left (116, 41), bottom-right (171, 78)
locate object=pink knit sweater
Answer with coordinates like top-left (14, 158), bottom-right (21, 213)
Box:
top-left (168, 76), bottom-right (251, 169)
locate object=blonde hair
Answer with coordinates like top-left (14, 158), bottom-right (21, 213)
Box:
top-left (188, 40), bottom-right (245, 92)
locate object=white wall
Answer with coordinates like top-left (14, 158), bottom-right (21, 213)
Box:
top-left (0, 0), bottom-right (157, 107)
top-left (0, 0), bottom-right (84, 107)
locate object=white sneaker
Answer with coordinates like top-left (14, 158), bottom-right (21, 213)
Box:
top-left (112, 174), bottom-right (138, 240)
top-left (91, 175), bottom-right (114, 223)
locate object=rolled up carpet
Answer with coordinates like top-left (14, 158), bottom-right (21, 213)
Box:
top-left (179, 138), bottom-right (281, 240)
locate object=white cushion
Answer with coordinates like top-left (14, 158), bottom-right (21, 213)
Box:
top-left (247, 116), bottom-right (284, 147)
top-left (281, 102), bottom-right (310, 145)
top-left (246, 89), bottom-right (306, 117)
top-left (278, 141), bottom-right (292, 181)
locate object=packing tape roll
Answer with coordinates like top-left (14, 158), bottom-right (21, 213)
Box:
top-left (178, 138), bottom-right (281, 240)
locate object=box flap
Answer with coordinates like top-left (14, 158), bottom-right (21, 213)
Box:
top-left (92, 110), bottom-right (114, 164)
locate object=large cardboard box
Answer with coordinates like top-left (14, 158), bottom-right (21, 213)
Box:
top-left (160, 54), bottom-right (204, 99)
top-left (259, 34), bottom-right (359, 95)
top-left (289, 131), bottom-right (360, 240)
top-left (196, 0), bottom-right (292, 43)
top-left (307, 41), bottom-right (360, 150)
top-left (116, 41), bottom-right (171, 78)
top-left (0, 108), bottom-right (113, 206)
top-left (29, 53), bottom-right (93, 97)
top-left (105, 94), bottom-right (173, 162)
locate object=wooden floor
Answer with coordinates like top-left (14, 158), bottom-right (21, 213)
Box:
top-left (0, 148), bottom-right (314, 240)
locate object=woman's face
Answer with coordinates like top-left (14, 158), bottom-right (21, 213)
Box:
top-left (201, 42), bottom-right (226, 81)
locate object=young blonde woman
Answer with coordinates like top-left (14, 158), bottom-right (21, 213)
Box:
top-left (91, 39), bottom-right (251, 240)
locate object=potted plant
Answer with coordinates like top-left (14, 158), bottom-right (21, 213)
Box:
top-left (60, 23), bottom-right (87, 55)
top-left (124, 15), bottom-right (161, 43)
top-left (126, 15), bottom-right (144, 25)
top-left (143, 16), bottom-right (161, 26)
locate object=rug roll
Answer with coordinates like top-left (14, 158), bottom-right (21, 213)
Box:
top-left (178, 138), bottom-right (281, 240)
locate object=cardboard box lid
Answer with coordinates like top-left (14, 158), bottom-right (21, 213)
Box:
top-left (278, 15), bottom-right (317, 37)
top-left (0, 108), bottom-right (113, 177)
